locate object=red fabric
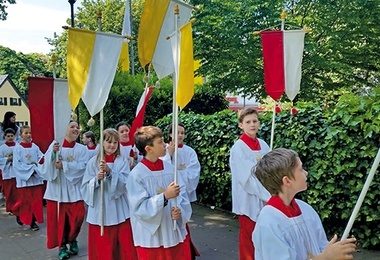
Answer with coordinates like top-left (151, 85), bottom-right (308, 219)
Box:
top-left (169, 142), bottom-right (184, 148)
top-left (18, 185), bottom-right (44, 225)
top-left (2, 178), bottom-right (20, 215)
top-left (239, 133), bottom-right (261, 151)
top-left (128, 87), bottom-right (154, 145)
top-left (5, 142), bottom-right (16, 146)
top-left (186, 223), bottom-right (200, 257)
top-left (141, 158), bottom-right (164, 171)
top-left (238, 215), bottom-right (256, 260)
top-left (266, 195), bottom-right (301, 218)
top-left (46, 200), bottom-right (85, 249)
top-left (105, 154), bottom-right (115, 163)
top-left (136, 235), bottom-right (192, 260)
top-left (88, 219), bottom-right (138, 260)
top-left (20, 142), bottom-right (32, 148)
top-left (120, 141), bottom-right (129, 147)
top-left (62, 139), bottom-right (76, 148)
top-left (260, 31), bottom-right (285, 101)
top-left (28, 77), bottom-right (54, 153)
top-left (87, 144), bottom-right (97, 150)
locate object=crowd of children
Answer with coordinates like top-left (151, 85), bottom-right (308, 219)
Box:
top-left (0, 109), bottom-right (357, 260)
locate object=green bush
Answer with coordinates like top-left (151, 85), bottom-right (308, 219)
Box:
top-left (157, 88), bottom-right (380, 249)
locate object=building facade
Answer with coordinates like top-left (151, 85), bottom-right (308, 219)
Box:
top-left (0, 75), bottom-right (30, 126)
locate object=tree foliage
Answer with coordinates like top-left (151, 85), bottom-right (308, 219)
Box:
top-left (0, 0), bottom-right (16, 20)
top-left (191, 0), bottom-right (380, 102)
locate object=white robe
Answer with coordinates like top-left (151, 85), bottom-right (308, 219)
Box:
top-left (85, 144), bottom-right (99, 160)
top-left (81, 155), bottom-right (130, 226)
top-left (253, 199), bottom-right (328, 260)
top-left (161, 144), bottom-right (201, 202)
top-left (230, 138), bottom-right (271, 221)
top-left (41, 140), bottom-right (87, 202)
top-left (12, 143), bottom-right (44, 187)
top-left (0, 143), bottom-right (15, 180)
top-left (127, 160), bottom-right (192, 248)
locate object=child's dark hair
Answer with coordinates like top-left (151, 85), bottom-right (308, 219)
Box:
top-left (84, 131), bottom-right (96, 144)
top-left (254, 148), bottom-right (299, 195)
top-left (115, 121), bottom-right (131, 131)
top-left (237, 107), bottom-right (259, 123)
top-left (4, 128), bottom-right (16, 136)
top-left (167, 123), bottom-right (185, 135)
top-left (2, 111), bottom-right (17, 132)
top-left (134, 126), bottom-right (163, 156)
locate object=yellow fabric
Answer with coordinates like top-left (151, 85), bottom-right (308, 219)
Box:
top-left (176, 21), bottom-right (194, 109)
top-left (119, 41), bottom-right (130, 71)
top-left (194, 60), bottom-right (203, 85)
top-left (67, 28), bottom-right (96, 110)
top-left (138, 0), bottom-right (170, 68)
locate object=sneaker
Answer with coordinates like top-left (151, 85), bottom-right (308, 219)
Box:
top-left (16, 216), bottom-right (24, 226)
top-left (58, 245), bottom-right (70, 260)
top-left (67, 239), bottom-right (78, 255)
top-left (30, 223), bottom-right (39, 231)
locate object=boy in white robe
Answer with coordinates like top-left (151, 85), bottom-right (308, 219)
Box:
top-left (81, 128), bottom-right (137, 260)
top-left (229, 107), bottom-right (270, 260)
top-left (253, 148), bottom-right (357, 260)
top-left (127, 126), bottom-right (193, 259)
top-left (41, 121), bottom-right (87, 260)
top-left (0, 128), bottom-right (19, 215)
top-left (13, 125), bottom-right (44, 230)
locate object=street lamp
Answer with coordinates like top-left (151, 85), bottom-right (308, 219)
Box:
top-left (68, 0), bottom-right (76, 27)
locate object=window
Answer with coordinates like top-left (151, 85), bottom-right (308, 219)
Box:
top-left (0, 97), bottom-right (7, 105)
top-left (10, 97), bottom-right (21, 106)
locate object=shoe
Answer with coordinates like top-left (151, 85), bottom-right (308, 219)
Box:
top-left (67, 239), bottom-right (78, 255)
top-left (58, 245), bottom-right (70, 260)
top-left (16, 216), bottom-right (24, 226)
top-left (30, 223), bottom-right (39, 231)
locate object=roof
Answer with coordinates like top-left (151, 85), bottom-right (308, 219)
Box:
top-left (0, 74), bottom-right (8, 85)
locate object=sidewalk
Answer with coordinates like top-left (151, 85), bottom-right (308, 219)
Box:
top-left (0, 199), bottom-right (378, 259)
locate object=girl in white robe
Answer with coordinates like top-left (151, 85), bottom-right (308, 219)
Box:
top-left (81, 128), bottom-right (137, 260)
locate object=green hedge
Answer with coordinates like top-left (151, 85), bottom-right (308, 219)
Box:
top-left (156, 89), bottom-right (380, 249)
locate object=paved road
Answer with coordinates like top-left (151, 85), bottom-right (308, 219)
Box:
top-left (0, 199), bottom-right (378, 259)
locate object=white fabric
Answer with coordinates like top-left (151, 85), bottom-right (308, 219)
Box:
top-left (127, 160), bottom-right (192, 248)
top-left (0, 143), bottom-right (15, 180)
top-left (122, 0), bottom-right (131, 40)
top-left (284, 30), bottom-right (306, 101)
top-left (229, 138), bottom-right (271, 221)
top-left (152, 0), bottom-right (192, 79)
top-left (53, 79), bottom-right (72, 142)
top-left (41, 140), bottom-right (87, 202)
top-left (253, 199), bottom-right (329, 260)
top-left (86, 145), bottom-right (99, 160)
top-left (13, 143), bottom-right (44, 188)
top-left (161, 144), bottom-right (200, 202)
top-left (82, 32), bottom-right (124, 117)
top-left (81, 155), bottom-right (130, 226)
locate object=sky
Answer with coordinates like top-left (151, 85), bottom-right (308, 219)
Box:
top-left (0, 0), bottom-right (83, 54)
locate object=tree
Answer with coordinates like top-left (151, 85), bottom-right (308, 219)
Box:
top-left (191, 0), bottom-right (380, 102)
top-left (0, 0), bottom-right (16, 20)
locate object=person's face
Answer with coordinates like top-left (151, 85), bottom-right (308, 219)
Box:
top-left (9, 115), bottom-right (16, 123)
top-left (169, 126), bottom-right (185, 144)
top-left (66, 122), bottom-right (80, 139)
top-left (147, 137), bottom-right (166, 157)
top-left (239, 113), bottom-right (260, 138)
top-left (104, 137), bottom-right (118, 155)
top-left (118, 125), bottom-right (130, 143)
top-left (4, 133), bottom-right (15, 143)
top-left (21, 128), bottom-right (32, 143)
top-left (82, 134), bottom-right (90, 145)
top-left (290, 157), bottom-right (308, 193)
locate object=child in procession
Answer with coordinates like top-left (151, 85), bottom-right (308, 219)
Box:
top-left (41, 120), bottom-right (87, 260)
top-left (115, 121), bottom-right (138, 170)
top-left (253, 148), bottom-right (357, 260)
top-left (81, 128), bottom-right (137, 260)
top-left (127, 126), bottom-right (193, 259)
top-left (12, 125), bottom-right (44, 230)
top-left (229, 107), bottom-right (271, 260)
top-left (82, 130), bottom-right (99, 159)
top-left (0, 128), bottom-right (20, 216)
